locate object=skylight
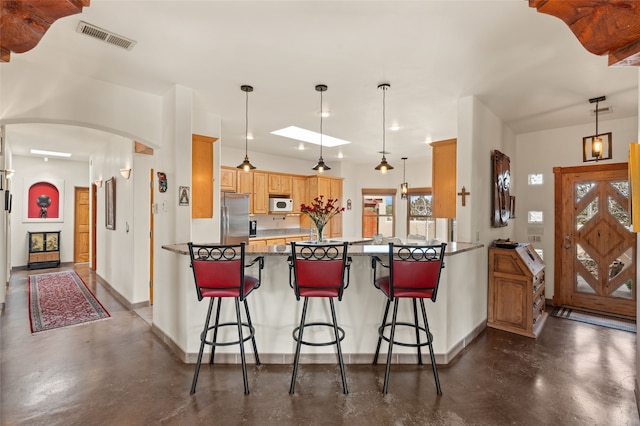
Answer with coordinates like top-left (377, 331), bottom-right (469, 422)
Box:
top-left (30, 149), bottom-right (72, 158)
top-left (271, 126), bottom-right (351, 147)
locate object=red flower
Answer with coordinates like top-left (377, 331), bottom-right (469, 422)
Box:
top-left (300, 195), bottom-right (345, 230)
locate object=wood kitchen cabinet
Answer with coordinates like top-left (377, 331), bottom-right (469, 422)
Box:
top-left (268, 173), bottom-right (292, 195)
top-left (291, 176), bottom-right (307, 213)
top-left (488, 244), bottom-right (547, 338)
top-left (237, 170), bottom-right (253, 211)
top-left (306, 176), bottom-right (343, 238)
top-left (252, 171), bottom-right (268, 214)
top-left (220, 166), bottom-right (237, 193)
top-left (192, 134), bottom-right (217, 219)
top-left (431, 138), bottom-right (457, 218)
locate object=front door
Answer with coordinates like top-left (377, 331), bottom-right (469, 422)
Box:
top-left (554, 163), bottom-right (636, 317)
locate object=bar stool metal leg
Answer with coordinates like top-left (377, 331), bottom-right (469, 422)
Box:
top-left (290, 297), bottom-right (310, 394)
top-left (420, 298), bottom-right (442, 395)
top-left (234, 297), bottom-right (250, 394)
top-left (209, 297), bottom-right (223, 365)
top-left (373, 299), bottom-right (391, 365)
top-left (383, 298), bottom-right (400, 394)
top-left (191, 297), bottom-right (215, 394)
top-left (244, 299), bottom-right (261, 365)
top-left (412, 298), bottom-right (423, 365)
top-left (329, 298), bottom-right (348, 394)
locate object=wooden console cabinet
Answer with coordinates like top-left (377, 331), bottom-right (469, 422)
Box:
top-left (488, 244), bottom-right (547, 338)
top-left (28, 231), bottom-right (61, 270)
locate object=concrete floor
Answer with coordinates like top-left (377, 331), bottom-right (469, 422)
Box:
top-left (1, 264), bottom-right (638, 425)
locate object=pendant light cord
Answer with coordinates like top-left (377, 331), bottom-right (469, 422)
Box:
top-left (245, 89), bottom-right (249, 156)
top-left (320, 89), bottom-right (323, 159)
top-left (382, 87), bottom-right (386, 158)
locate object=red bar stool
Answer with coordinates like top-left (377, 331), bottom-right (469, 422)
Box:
top-left (187, 242), bottom-right (264, 395)
top-left (288, 241), bottom-right (351, 394)
top-left (371, 242), bottom-right (447, 395)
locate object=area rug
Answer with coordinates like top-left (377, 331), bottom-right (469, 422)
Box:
top-left (550, 306), bottom-right (636, 333)
top-left (29, 271), bottom-right (110, 333)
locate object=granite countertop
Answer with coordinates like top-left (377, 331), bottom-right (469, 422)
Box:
top-left (162, 241), bottom-right (483, 257)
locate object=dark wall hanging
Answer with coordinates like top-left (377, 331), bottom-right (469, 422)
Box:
top-left (492, 150), bottom-right (511, 227)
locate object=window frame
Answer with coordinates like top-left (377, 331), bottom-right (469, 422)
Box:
top-left (406, 187), bottom-right (435, 239)
top-left (362, 188), bottom-right (397, 238)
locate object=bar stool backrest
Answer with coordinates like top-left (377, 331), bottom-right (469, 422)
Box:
top-left (188, 243), bottom-right (246, 301)
top-left (290, 242), bottom-right (349, 301)
top-left (388, 242), bottom-right (447, 301)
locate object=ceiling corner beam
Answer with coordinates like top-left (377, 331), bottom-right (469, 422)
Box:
top-left (0, 0), bottom-right (91, 63)
top-left (529, 0), bottom-right (640, 66)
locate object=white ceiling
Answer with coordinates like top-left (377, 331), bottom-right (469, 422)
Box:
top-left (3, 0), bottom-right (639, 166)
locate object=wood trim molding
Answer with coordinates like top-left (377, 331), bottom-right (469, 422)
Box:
top-left (529, 0), bottom-right (640, 66)
top-left (1, 0), bottom-right (90, 62)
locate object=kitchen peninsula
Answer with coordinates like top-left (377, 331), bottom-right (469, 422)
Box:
top-left (158, 240), bottom-right (486, 366)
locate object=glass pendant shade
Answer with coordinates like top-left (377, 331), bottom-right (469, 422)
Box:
top-left (237, 85), bottom-right (257, 171)
top-left (400, 157), bottom-right (408, 198)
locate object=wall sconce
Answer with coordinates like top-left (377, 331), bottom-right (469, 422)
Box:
top-left (583, 96), bottom-right (612, 162)
top-left (94, 179), bottom-right (103, 188)
top-left (120, 168), bottom-right (132, 179)
top-left (0, 169), bottom-right (14, 191)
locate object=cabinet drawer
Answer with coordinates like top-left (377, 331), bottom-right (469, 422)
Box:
top-left (30, 252), bottom-right (60, 263)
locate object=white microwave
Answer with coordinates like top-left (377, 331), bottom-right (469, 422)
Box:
top-left (269, 198), bottom-right (293, 213)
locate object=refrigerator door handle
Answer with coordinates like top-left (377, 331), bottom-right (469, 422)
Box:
top-left (222, 205), bottom-right (229, 243)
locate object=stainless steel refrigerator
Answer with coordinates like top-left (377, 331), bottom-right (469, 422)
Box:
top-left (220, 193), bottom-right (250, 245)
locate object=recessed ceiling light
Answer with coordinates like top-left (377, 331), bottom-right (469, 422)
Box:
top-left (247, 134), bottom-right (254, 140)
top-left (298, 143), bottom-right (305, 151)
top-left (390, 124), bottom-right (400, 131)
top-left (337, 152), bottom-right (344, 159)
top-left (271, 126), bottom-right (351, 147)
top-left (30, 149), bottom-right (72, 157)
top-left (319, 110), bottom-right (331, 118)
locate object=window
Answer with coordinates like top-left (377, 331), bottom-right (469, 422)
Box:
top-left (362, 189), bottom-right (396, 238)
top-left (528, 210), bottom-right (544, 224)
top-left (407, 187), bottom-right (436, 240)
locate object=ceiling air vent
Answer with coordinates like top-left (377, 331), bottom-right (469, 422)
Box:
top-left (76, 21), bottom-right (137, 51)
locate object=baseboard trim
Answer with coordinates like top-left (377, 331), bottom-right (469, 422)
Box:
top-left (95, 272), bottom-right (149, 310)
top-left (150, 320), bottom-right (487, 365)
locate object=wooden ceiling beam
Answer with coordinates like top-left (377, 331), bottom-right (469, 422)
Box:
top-left (0, 0), bottom-right (90, 63)
top-left (529, 0), bottom-right (640, 66)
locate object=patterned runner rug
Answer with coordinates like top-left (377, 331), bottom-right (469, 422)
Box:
top-left (550, 306), bottom-right (636, 333)
top-left (29, 271), bottom-right (110, 333)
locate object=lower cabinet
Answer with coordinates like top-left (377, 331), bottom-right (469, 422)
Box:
top-left (28, 231), bottom-right (61, 270)
top-left (488, 244), bottom-right (547, 338)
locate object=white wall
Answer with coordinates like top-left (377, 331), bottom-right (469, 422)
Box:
top-left (515, 115), bottom-right (638, 301)
top-left (10, 156), bottom-right (89, 267)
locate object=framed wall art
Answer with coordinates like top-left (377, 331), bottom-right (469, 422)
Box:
top-left (179, 186), bottom-right (190, 206)
top-left (105, 177), bottom-right (116, 230)
top-left (23, 178), bottom-right (64, 223)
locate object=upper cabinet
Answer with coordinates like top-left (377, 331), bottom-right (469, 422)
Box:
top-left (268, 173), bottom-right (292, 195)
top-left (220, 166), bottom-right (237, 193)
top-left (305, 176), bottom-right (343, 238)
top-left (431, 138), bottom-right (457, 218)
top-left (252, 171), bottom-right (268, 214)
top-left (192, 134), bottom-right (217, 219)
top-left (291, 176), bottom-right (307, 213)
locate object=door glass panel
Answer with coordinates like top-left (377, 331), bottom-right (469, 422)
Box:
top-left (610, 181), bottom-right (629, 197)
top-left (608, 196), bottom-right (630, 227)
top-left (576, 273), bottom-right (596, 294)
top-left (576, 243), bottom-right (598, 280)
top-left (576, 182), bottom-right (596, 203)
top-left (576, 199), bottom-right (598, 230)
top-left (611, 280), bottom-right (634, 300)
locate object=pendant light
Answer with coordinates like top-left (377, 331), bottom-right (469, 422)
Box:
top-left (237, 85), bottom-right (256, 172)
top-left (375, 83), bottom-right (393, 173)
top-left (312, 84), bottom-right (331, 173)
top-left (400, 157), bottom-right (409, 199)
top-left (590, 95), bottom-right (606, 161)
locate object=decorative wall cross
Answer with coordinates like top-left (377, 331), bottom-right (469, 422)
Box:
top-left (457, 186), bottom-right (470, 206)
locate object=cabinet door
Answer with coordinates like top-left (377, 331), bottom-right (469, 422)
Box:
top-left (280, 175), bottom-right (292, 195)
top-left (266, 238), bottom-right (286, 246)
top-left (431, 138), bottom-right (457, 218)
top-left (291, 177), bottom-right (307, 213)
top-left (220, 167), bottom-right (237, 192)
top-left (253, 172), bottom-right (268, 214)
top-left (237, 170), bottom-right (253, 211)
top-left (330, 179), bottom-right (343, 237)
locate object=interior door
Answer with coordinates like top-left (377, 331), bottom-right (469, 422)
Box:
top-left (74, 187), bottom-right (90, 263)
top-left (554, 163), bottom-right (636, 317)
